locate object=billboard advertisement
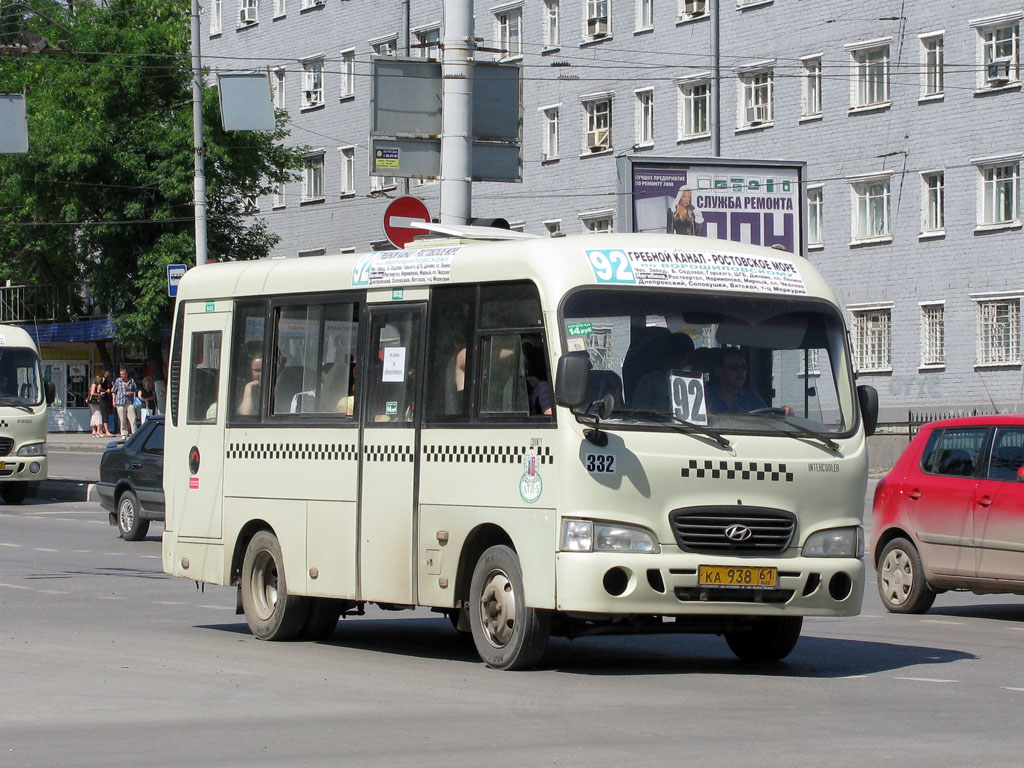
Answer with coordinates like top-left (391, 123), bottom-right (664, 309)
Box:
top-left (619, 157), bottom-right (804, 255)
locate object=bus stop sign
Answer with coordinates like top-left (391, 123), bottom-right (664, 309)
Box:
top-left (383, 196), bottom-right (431, 249)
top-left (167, 264), bottom-right (187, 297)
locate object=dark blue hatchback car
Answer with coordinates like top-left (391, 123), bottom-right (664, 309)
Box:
top-left (97, 416), bottom-right (164, 540)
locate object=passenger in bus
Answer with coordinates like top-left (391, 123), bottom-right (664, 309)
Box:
top-left (290, 362), bottom-right (333, 413)
top-left (630, 332), bottom-right (695, 412)
top-left (237, 355), bottom-right (262, 415)
top-left (705, 347), bottom-right (768, 413)
top-left (522, 336), bottom-right (552, 416)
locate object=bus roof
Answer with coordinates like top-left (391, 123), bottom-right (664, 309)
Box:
top-left (174, 233), bottom-right (840, 310)
top-left (0, 324), bottom-right (39, 351)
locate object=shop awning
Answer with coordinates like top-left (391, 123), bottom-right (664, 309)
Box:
top-left (23, 318), bottom-right (115, 344)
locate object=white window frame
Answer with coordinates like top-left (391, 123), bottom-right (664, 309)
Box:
top-left (414, 25), bottom-right (441, 60)
top-left (848, 172), bottom-right (892, 244)
top-left (847, 39), bottom-right (891, 110)
top-left (636, 0), bottom-right (653, 32)
top-left (581, 93), bottom-right (613, 154)
top-left (540, 104), bottom-right (560, 161)
top-left (800, 55), bottom-right (822, 118)
top-left (493, 4), bottom-right (524, 61)
top-left (580, 208), bottom-right (615, 233)
top-left (848, 303), bottom-right (893, 373)
top-left (339, 146), bottom-right (355, 197)
top-left (678, 0), bottom-right (707, 21)
top-left (676, 76), bottom-right (709, 140)
top-left (921, 170), bottom-right (945, 236)
top-left (242, 194), bottom-right (259, 214)
top-left (301, 0), bottom-right (325, 8)
top-left (971, 13), bottom-right (1022, 90)
top-left (273, 0), bottom-right (285, 18)
top-left (543, 0), bottom-right (560, 49)
top-left (371, 35), bottom-right (398, 56)
top-left (736, 64), bottom-right (774, 129)
top-left (301, 57), bottom-right (325, 109)
top-left (210, 0), bottom-right (223, 35)
top-left (919, 32), bottom-right (944, 100)
top-left (919, 302), bottom-right (945, 369)
top-left (974, 295), bottom-right (1021, 367)
top-left (238, 0), bottom-right (258, 27)
top-left (973, 154), bottom-right (1022, 229)
top-left (340, 48), bottom-right (355, 99)
top-left (272, 181), bottom-right (286, 209)
top-left (302, 151), bottom-right (325, 203)
top-left (634, 87), bottom-right (654, 147)
top-left (271, 66), bottom-right (286, 111)
top-left (543, 219), bottom-right (562, 237)
top-left (583, 0), bottom-right (612, 42)
top-left (806, 184), bottom-right (823, 249)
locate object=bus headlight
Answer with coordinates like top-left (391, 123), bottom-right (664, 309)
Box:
top-left (17, 442), bottom-right (46, 457)
top-left (561, 519), bottom-right (660, 553)
top-left (803, 526), bottom-right (863, 558)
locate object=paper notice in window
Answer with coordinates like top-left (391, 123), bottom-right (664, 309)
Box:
top-left (382, 347), bottom-right (407, 382)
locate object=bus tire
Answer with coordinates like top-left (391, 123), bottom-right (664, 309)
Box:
top-left (469, 545), bottom-right (550, 670)
top-left (725, 616), bottom-right (802, 662)
top-left (876, 537), bottom-right (936, 614)
top-left (117, 490), bottom-right (150, 541)
top-left (241, 530), bottom-right (309, 641)
top-left (0, 482), bottom-right (29, 505)
top-left (298, 598), bottom-right (345, 641)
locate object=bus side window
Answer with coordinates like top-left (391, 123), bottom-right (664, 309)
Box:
top-left (229, 300), bottom-right (267, 422)
top-left (187, 331), bottom-right (222, 424)
top-left (424, 285), bottom-right (476, 422)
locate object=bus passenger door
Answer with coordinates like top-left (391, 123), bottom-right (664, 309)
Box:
top-left (359, 304), bottom-right (424, 604)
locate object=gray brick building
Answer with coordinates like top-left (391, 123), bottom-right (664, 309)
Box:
top-left (202, 0), bottom-right (1024, 418)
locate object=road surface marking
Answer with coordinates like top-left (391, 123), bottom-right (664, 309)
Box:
top-left (156, 601), bottom-right (187, 606)
top-left (72, 549), bottom-right (91, 553)
top-left (0, 582), bottom-right (33, 591)
top-left (840, 675), bottom-right (868, 679)
top-left (200, 604), bottom-right (235, 611)
top-left (894, 677), bottom-right (958, 684)
top-left (919, 619), bottom-right (964, 626)
top-left (32, 548), bottom-right (59, 552)
top-left (96, 595), bottom-right (126, 600)
top-left (0, 582), bottom-right (67, 595)
top-left (103, 552), bottom-right (127, 557)
top-left (139, 555), bottom-right (161, 559)
top-left (0, 542), bottom-right (21, 548)
top-left (1002, 686), bottom-right (1024, 692)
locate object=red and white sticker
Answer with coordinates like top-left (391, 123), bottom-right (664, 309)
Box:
top-left (189, 477), bottom-right (199, 490)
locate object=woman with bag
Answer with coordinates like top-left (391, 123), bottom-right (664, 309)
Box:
top-left (87, 375), bottom-right (106, 437)
top-left (138, 376), bottom-right (158, 424)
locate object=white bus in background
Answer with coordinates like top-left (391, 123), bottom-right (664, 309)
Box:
top-left (162, 230), bottom-right (878, 669)
top-left (0, 324), bottom-right (55, 504)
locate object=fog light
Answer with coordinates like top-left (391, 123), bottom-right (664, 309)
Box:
top-left (29, 462), bottom-right (41, 474)
top-left (603, 567), bottom-right (632, 597)
top-left (828, 572), bottom-right (853, 601)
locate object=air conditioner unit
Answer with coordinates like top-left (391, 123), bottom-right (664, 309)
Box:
top-left (987, 57), bottom-right (1012, 85)
top-left (748, 104), bottom-right (770, 124)
top-left (684, 0), bottom-right (707, 15)
top-left (239, 5), bottom-right (256, 24)
top-left (586, 127), bottom-right (609, 151)
top-left (313, 0), bottom-right (325, 6)
top-left (303, 89), bottom-right (320, 104)
top-left (587, 16), bottom-right (608, 38)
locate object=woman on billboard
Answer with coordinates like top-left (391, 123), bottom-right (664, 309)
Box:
top-left (667, 187), bottom-right (704, 236)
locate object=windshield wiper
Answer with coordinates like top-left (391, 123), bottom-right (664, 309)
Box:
top-left (625, 409), bottom-right (731, 450)
top-left (757, 412), bottom-right (839, 452)
top-left (0, 398), bottom-right (33, 412)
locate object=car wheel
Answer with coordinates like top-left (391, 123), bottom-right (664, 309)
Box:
top-left (877, 537), bottom-right (936, 614)
top-left (469, 545), bottom-right (550, 670)
top-left (240, 530), bottom-right (309, 640)
top-left (117, 490), bottom-right (150, 541)
top-left (725, 616), bottom-right (803, 662)
top-left (0, 482), bottom-right (29, 505)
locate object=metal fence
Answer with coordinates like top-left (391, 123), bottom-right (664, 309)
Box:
top-left (874, 409), bottom-right (999, 441)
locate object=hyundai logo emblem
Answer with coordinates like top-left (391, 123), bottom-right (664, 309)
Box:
top-left (724, 524), bottom-right (753, 542)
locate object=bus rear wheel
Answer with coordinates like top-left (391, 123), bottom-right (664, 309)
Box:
top-left (725, 616), bottom-right (802, 662)
top-left (241, 530), bottom-right (309, 640)
top-left (469, 545), bottom-right (550, 670)
top-left (0, 482), bottom-right (28, 505)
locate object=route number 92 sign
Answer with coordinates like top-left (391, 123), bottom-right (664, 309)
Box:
top-left (670, 373), bottom-right (708, 426)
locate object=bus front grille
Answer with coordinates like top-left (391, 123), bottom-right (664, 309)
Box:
top-left (0, 438), bottom-right (13, 457)
top-left (669, 506), bottom-right (796, 554)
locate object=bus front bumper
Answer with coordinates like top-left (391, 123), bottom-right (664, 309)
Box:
top-left (0, 455), bottom-right (47, 483)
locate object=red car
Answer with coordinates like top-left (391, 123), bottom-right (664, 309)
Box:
top-left (871, 414), bottom-right (1024, 613)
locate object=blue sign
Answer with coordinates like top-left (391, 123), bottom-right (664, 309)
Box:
top-left (167, 264), bottom-right (188, 297)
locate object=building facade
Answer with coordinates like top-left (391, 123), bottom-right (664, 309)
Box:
top-left (202, 0), bottom-right (1024, 418)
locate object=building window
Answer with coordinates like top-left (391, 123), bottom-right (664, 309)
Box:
top-left (301, 58), bottom-right (324, 109)
top-left (271, 67), bottom-right (286, 110)
top-left (978, 160), bottom-right (1020, 226)
top-left (679, 0), bottom-right (706, 21)
top-left (494, 6), bottom-right (523, 60)
top-left (303, 152), bottom-right (325, 202)
top-left (415, 27), bottom-right (441, 60)
top-left (541, 106), bottom-right (560, 160)
top-left (921, 34), bottom-right (944, 97)
top-left (544, 219), bottom-right (562, 236)
top-left (581, 210), bottom-right (614, 232)
top-left (849, 42), bottom-right (890, 108)
top-left (677, 78), bottom-right (709, 138)
top-left (340, 49), bottom-right (355, 98)
top-left (851, 307), bottom-right (892, 372)
top-left (273, 181), bottom-right (286, 209)
top-left (340, 147), bottom-right (355, 196)
top-left (273, 0), bottom-right (285, 17)
top-left (922, 171), bottom-right (945, 233)
top-left (738, 68), bottom-right (773, 127)
top-left (977, 298), bottom-right (1021, 366)
top-left (300, 0), bottom-right (324, 8)
top-left (298, 248), bottom-right (326, 258)
top-left (584, 0), bottom-right (611, 41)
top-left (370, 173), bottom-right (397, 192)
top-left (635, 88), bottom-right (653, 147)
top-left (582, 95), bottom-right (612, 153)
top-left (210, 0), bottom-right (222, 35)
top-left (238, 0), bottom-right (258, 26)
top-left (850, 175), bottom-right (891, 241)
top-left (372, 36), bottom-right (398, 56)
top-left (974, 17), bottom-right (1021, 88)
top-left (243, 194), bottom-right (258, 214)
top-left (806, 185), bottom-right (823, 247)
top-left (543, 0), bottom-right (560, 48)
top-left (636, 0), bottom-right (653, 31)
top-left (920, 303), bottom-right (945, 367)
top-left (801, 56), bottom-right (822, 116)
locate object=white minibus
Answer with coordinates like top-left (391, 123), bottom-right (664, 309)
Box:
top-left (162, 231), bottom-right (878, 669)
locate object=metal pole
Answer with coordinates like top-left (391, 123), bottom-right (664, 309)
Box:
top-left (439, 0), bottom-right (472, 224)
top-left (401, 0), bottom-right (411, 197)
top-left (190, 0), bottom-right (208, 265)
top-left (710, 0), bottom-right (721, 157)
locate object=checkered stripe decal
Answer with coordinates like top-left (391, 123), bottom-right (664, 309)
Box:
top-left (364, 444), bottom-right (414, 463)
top-left (681, 459), bottom-right (793, 482)
top-left (0, 419), bottom-right (8, 428)
top-left (423, 445), bottom-right (554, 465)
top-left (226, 442), bottom-right (358, 461)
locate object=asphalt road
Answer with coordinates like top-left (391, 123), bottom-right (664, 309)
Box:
top-left (2, 492), bottom-right (1023, 768)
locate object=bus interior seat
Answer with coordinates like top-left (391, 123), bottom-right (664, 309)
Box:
top-left (588, 369), bottom-right (624, 409)
top-left (937, 448), bottom-right (974, 477)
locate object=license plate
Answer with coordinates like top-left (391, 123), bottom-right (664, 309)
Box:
top-left (0, 461), bottom-right (5, 470)
top-left (698, 565), bottom-right (778, 589)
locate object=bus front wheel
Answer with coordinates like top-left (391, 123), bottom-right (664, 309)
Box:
top-left (241, 530), bottom-right (309, 640)
top-left (469, 545), bottom-right (550, 670)
top-left (0, 482), bottom-right (28, 505)
top-left (725, 616), bottom-right (802, 662)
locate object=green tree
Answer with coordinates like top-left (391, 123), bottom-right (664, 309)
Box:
top-left (0, 0), bottom-right (304, 376)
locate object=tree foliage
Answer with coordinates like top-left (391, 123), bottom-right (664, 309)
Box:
top-left (0, 0), bottom-right (304, 368)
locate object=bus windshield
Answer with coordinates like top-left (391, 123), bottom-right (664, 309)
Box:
top-left (0, 346), bottom-right (44, 407)
top-left (561, 289), bottom-right (855, 436)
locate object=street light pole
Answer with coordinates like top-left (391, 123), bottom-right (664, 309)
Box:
top-left (190, 0), bottom-right (208, 265)
top-left (439, 0), bottom-right (472, 224)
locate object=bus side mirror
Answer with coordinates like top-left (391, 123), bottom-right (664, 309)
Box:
top-left (45, 381), bottom-right (56, 406)
top-left (857, 384), bottom-right (878, 437)
top-left (555, 351), bottom-right (591, 409)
